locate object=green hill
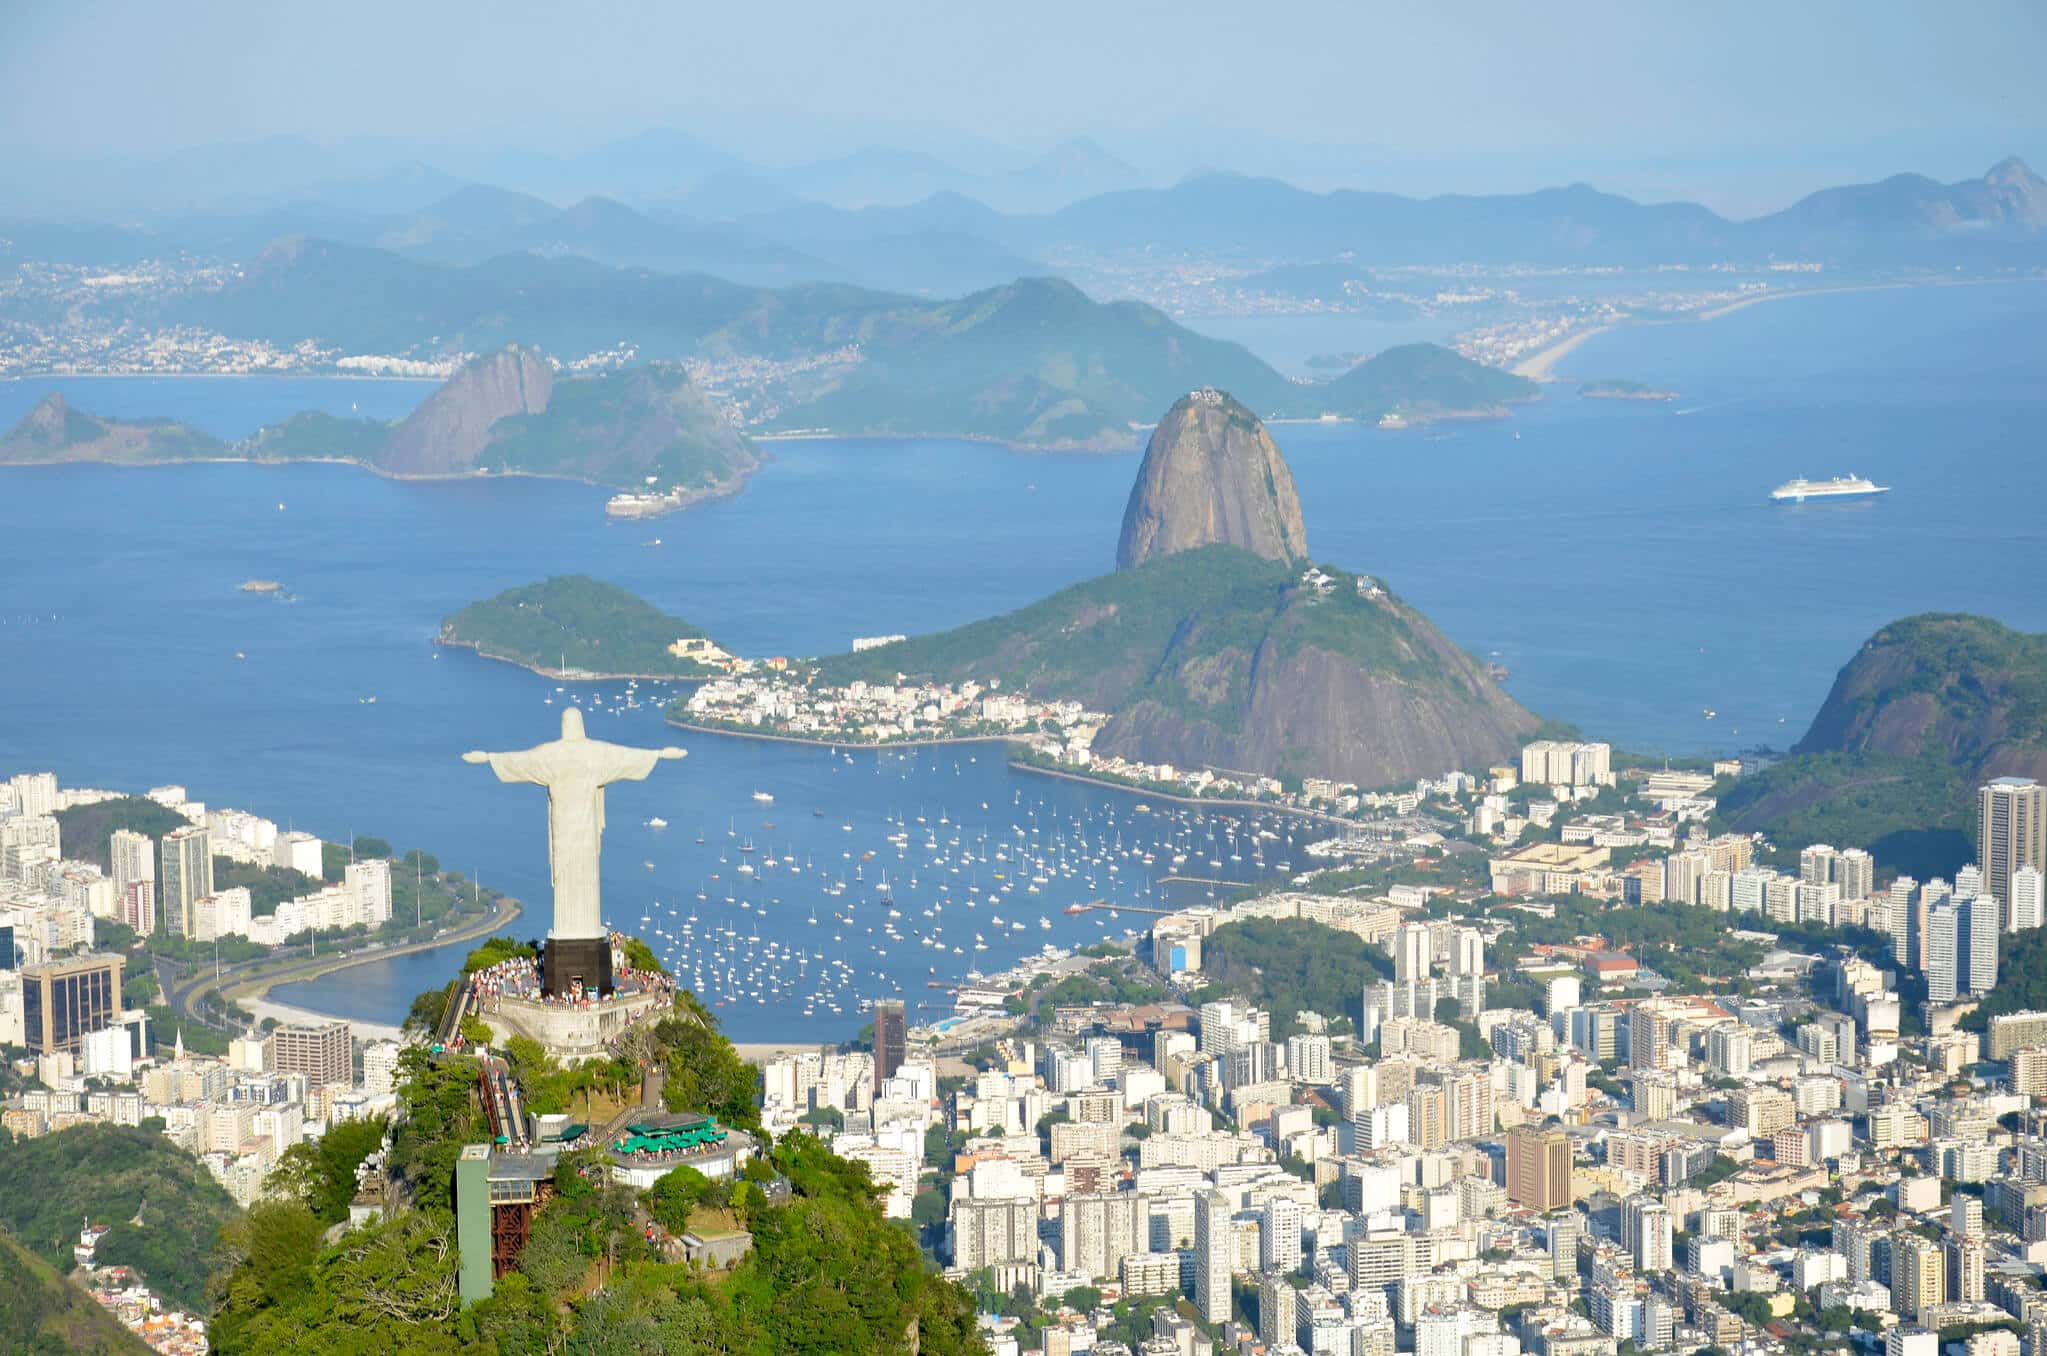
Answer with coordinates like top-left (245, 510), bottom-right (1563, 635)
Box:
top-left (1311, 343), bottom-right (1538, 421)
top-left (1713, 752), bottom-right (1972, 878)
top-left (0, 1123), bottom-right (241, 1314)
top-left (1794, 613), bottom-right (2047, 780)
top-left (817, 544), bottom-right (1536, 788)
top-left (1714, 614), bottom-right (2046, 875)
top-left (0, 394), bottom-right (223, 465)
top-left (208, 969), bottom-right (984, 1355)
top-left (159, 243), bottom-right (1541, 448)
top-left (779, 276), bottom-right (1296, 446)
top-left (480, 361), bottom-right (755, 491)
top-left (54, 796), bottom-right (191, 871)
top-left (0, 1228), bottom-right (150, 1354)
top-left (440, 574), bottom-right (723, 678)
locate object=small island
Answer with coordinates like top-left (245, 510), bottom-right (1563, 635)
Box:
top-left (1580, 378), bottom-right (1678, 401)
top-left (439, 575), bottom-right (734, 680)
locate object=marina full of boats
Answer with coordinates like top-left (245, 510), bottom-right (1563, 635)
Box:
top-left (625, 760), bottom-right (1313, 1030)
top-left (462, 675), bottom-right (1323, 1040)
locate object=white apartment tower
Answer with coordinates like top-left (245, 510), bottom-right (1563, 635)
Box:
top-left (159, 824), bottom-right (212, 939)
top-left (1194, 1189), bottom-right (1232, 1323)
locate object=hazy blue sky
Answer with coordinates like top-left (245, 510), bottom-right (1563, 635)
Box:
top-left (4, 0), bottom-right (2043, 212)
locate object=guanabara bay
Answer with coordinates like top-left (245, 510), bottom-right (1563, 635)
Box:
top-left (4, 8), bottom-right (2046, 1356)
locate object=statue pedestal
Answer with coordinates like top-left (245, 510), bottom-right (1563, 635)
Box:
top-left (543, 936), bottom-right (614, 998)
top-left (478, 987), bottom-right (664, 1064)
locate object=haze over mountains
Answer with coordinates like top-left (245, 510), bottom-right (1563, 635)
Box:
top-left (6, 135), bottom-right (2045, 299)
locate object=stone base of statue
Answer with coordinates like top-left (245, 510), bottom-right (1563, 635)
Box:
top-left (543, 936), bottom-right (614, 998)
top-left (479, 984), bottom-right (666, 1065)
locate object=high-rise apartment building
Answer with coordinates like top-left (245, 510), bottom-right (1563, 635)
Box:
top-left (1962, 894), bottom-right (1999, 995)
top-left (1393, 921), bottom-right (1433, 983)
top-left (2013, 866), bottom-right (2046, 932)
top-left (1981, 778), bottom-right (2045, 926)
top-left (1194, 1189), bottom-right (1232, 1323)
top-left (1506, 1126), bottom-right (1572, 1212)
top-left (1836, 847), bottom-right (1875, 900)
top-left (1061, 1191), bottom-right (1149, 1280)
top-left (1261, 1196), bottom-right (1303, 1273)
top-left (1927, 902), bottom-right (1961, 1004)
top-left (872, 999), bottom-right (906, 1092)
top-left (1892, 1234), bottom-right (1945, 1320)
top-left (159, 824), bottom-right (212, 939)
top-left (1628, 1003), bottom-right (1675, 1072)
top-left (110, 829), bottom-right (155, 894)
top-left (1623, 1197), bottom-right (1673, 1271)
top-left (949, 1197), bottom-right (1037, 1271)
top-left (1259, 1271), bottom-right (1297, 1347)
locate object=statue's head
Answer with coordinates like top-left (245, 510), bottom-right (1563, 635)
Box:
top-left (561, 707), bottom-right (586, 739)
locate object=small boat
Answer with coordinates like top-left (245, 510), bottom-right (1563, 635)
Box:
top-left (752, 791), bottom-right (775, 804)
top-left (646, 817), bottom-right (669, 829)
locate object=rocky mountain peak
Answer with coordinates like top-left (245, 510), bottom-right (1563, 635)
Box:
top-left (1115, 390), bottom-right (1308, 570)
top-left (379, 344), bottom-right (555, 476)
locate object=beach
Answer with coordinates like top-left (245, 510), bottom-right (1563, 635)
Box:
top-left (1510, 324), bottom-right (1614, 380)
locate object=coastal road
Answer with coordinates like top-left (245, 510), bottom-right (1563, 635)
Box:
top-left (157, 894), bottom-right (523, 1035)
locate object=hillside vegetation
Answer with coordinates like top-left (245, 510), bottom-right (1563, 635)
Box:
top-left (0, 1229), bottom-right (150, 1354)
top-left (817, 544), bottom-right (1534, 788)
top-left (1717, 614), bottom-right (2046, 875)
top-left (0, 1123), bottom-right (241, 1314)
top-left (1795, 613), bottom-right (2047, 780)
top-left (156, 244), bottom-right (1546, 447)
top-left (440, 574), bottom-right (720, 678)
top-left (1314, 343), bottom-right (1537, 420)
top-left (1714, 752), bottom-right (1973, 878)
top-left (55, 796), bottom-right (192, 870)
top-left (0, 394), bottom-right (223, 465)
top-left (244, 347), bottom-right (759, 492)
top-left (1196, 917), bottom-right (1393, 1039)
top-left (210, 981), bottom-right (983, 1355)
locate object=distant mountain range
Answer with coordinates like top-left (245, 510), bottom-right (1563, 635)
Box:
top-left (6, 157), bottom-right (2043, 300)
top-left (148, 252), bottom-right (1532, 444)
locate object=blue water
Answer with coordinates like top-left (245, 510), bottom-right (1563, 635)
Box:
top-left (4, 281), bottom-right (2044, 1036)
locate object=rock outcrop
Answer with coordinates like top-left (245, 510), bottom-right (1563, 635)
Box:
top-left (1794, 613), bottom-right (2047, 782)
top-left (1116, 390), bottom-right (1307, 569)
top-left (378, 344), bottom-right (555, 475)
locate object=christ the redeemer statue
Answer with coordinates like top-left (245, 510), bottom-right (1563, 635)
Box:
top-left (464, 707), bottom-right (684, 996)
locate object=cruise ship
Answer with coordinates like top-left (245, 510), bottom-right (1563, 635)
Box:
top-left (1769, 474), bottom-right (1889, 503)
top-left (605, 486), bottom-right (686, 518)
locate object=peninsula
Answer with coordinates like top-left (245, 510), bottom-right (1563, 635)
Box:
top-left (0, 393), bottom-right (222, 464)
top-left (438, 574), bottom-right (733, 679)
top-left (658, 391), bottom-right (1538, 793)
top-left (1, 347), bottom-right (762, 514)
